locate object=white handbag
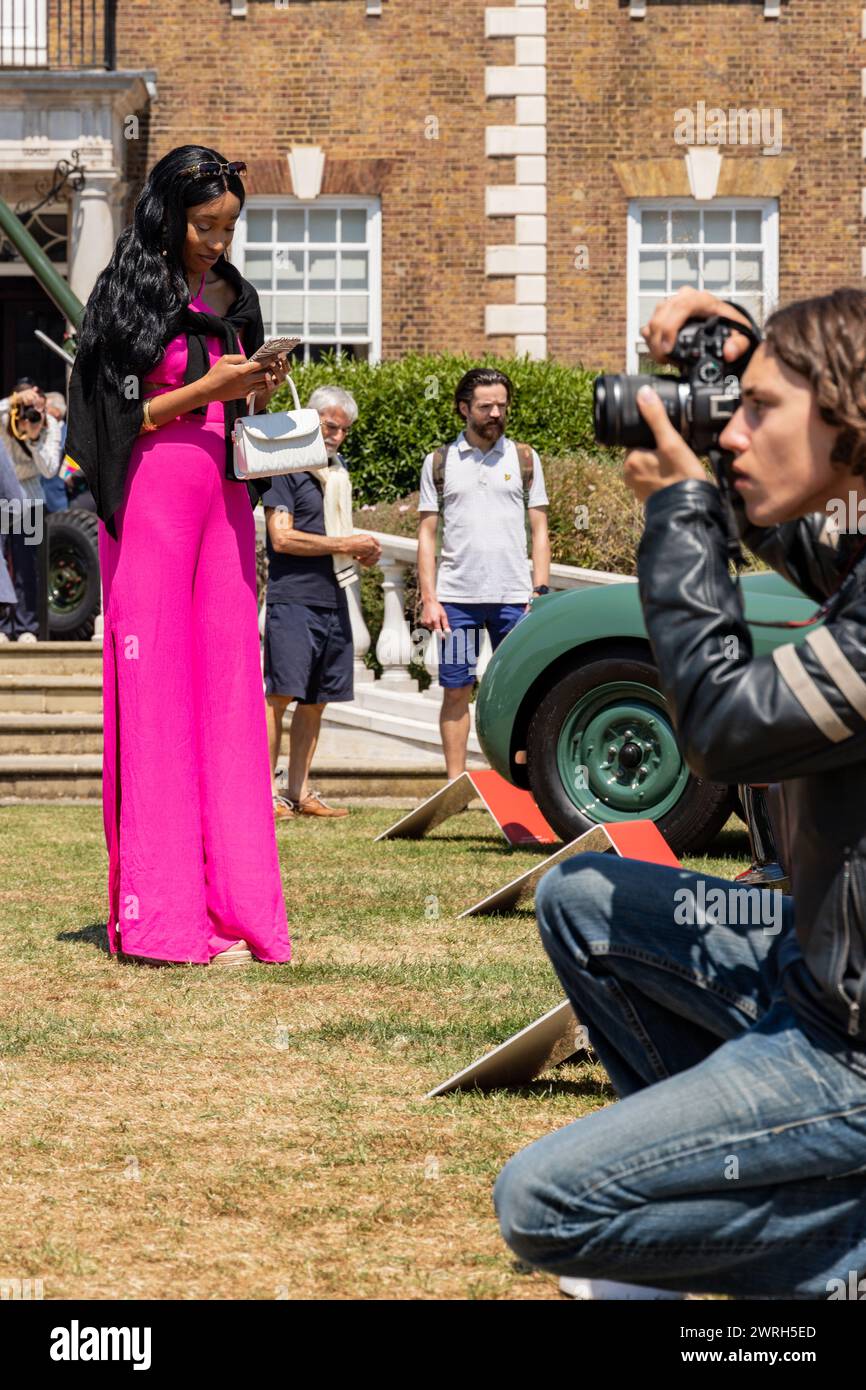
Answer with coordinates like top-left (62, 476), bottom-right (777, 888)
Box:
top-left (232, 376), bottom-right (328, 480)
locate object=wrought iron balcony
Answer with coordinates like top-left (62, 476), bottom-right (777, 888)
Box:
top-left (0, 0), bottom-right (116, 70)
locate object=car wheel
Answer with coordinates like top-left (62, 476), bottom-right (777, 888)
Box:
top-left (47, 508), bottom-right (101, 641)
top-left (526, 645), bottom-right (735, 856)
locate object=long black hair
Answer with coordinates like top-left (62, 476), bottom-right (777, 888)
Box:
top-left (75, 144), bottom-right (247, 392)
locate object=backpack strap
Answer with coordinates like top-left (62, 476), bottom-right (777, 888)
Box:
top-left (431, 444), bottom-right (449, 504)
top-left (432, 440), bottom-right (535, 505)
top-left (515, 443), bottom-right (535, 507)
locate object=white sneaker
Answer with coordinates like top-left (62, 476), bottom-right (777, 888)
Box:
top-left (16, 632), bottom-right (37, 644)
top-left (0, 632), bottom-right (9, 643)
top-left (559, 1276), bottom-right (686, 1300)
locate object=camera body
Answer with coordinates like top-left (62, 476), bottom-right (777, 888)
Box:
top-left (21, 406), bottom-right (43, 425)
top-left (593, 315), bottom-right (758, 456)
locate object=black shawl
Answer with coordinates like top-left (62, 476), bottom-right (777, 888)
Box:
top-left (65, 257), bottom-right (270, 539)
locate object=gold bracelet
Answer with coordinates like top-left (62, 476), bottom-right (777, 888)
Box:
top-left (141, 398), bottom-right (158, 432)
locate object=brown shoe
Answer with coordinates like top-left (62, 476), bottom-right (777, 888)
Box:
top-left (293, 789), bottom-right (349, 818)
top-left (274, 795), bottom-right (295, 821)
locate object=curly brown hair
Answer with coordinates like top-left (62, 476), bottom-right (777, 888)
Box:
top-left (764, 288), bottom-right (866, 476)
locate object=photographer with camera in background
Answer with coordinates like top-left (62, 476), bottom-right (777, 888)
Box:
top-left (495, 285), bottom-right (866, 1300)
top-left (0, 430), bottom-right (23, 623)
top-left (0, 377), bottom-right (63, 642)
top-left (40, 391), bottom-right (69, 513)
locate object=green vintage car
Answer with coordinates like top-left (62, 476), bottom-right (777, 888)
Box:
top-left (474, 571), bottom-right (817, 855)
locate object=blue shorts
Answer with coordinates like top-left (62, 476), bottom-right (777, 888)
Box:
top-left (438, 602), bottom-right (526, 688)
top-left (264, 600), bottom-right (354, 704)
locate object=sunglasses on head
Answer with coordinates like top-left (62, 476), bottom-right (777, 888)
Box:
top-left (180, 160), bottom-right (247, 180)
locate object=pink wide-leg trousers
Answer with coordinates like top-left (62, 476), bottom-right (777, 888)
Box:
top-left (98, 426), bottom-right (292, 964)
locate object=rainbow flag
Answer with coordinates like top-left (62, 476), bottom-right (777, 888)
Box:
top-left (60, 454), bottom-right (82, 481)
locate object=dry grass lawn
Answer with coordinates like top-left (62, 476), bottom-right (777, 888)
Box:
top-left (0, 804), bottom-right (750, 1300)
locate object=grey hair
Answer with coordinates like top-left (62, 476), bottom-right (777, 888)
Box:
top-left (307, 385), bottom-right (359, 425)
top-left (44, 391), bottom-right (66, 417)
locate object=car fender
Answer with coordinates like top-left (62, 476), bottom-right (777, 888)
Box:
top-left (475, 573), bottom-right (818, 786)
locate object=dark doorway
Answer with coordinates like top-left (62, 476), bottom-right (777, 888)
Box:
top-left (0, 275), bottom-right (68, 396)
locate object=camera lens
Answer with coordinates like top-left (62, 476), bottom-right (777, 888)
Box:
top-left (594, 374), bottom-right (690, 450)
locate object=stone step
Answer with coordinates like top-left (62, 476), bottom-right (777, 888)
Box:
top-left (0, 643), bottom-right (476, 759)
top-left (322, 698), bottom-right (482, 754)
top-left (0, 677), bottom-right (477, 756)
top-left (0, 754), bottom-right (457, 802)
top-left (0, 755), bottom-right (103, 800)
top-left (0, 674), bottom-right (103, 713)
top-left (350, 680), bottom-right (478, 727)
top-left (0, 640), bottom-right (103, 676)
top-left (0, 706), bottom-right (470, 756)
top-left (0, 712), bottom-right (104, 754)
top-left (0, 675), bottom-right (458, 723)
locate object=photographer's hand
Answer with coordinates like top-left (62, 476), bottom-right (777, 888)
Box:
top-left (642, 287), bottom-right (754, 365)
top-left (623, 386), bottom-right (708, 504)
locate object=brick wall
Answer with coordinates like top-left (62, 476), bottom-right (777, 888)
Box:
top-left (550, 0), bottom-right (863, 369)
top-left (115, 0), bottom-right (510, 357)
top-left (113, 0), bottom-right (861, 370)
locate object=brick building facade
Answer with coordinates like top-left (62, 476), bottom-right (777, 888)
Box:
top-left (0, 0), bottom-right (862, 384)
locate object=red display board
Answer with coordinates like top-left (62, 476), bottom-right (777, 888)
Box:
top-left (603, 818), bottom-right (682, 868)
top-left (375, 768), bottom-right (557, 846)
top-left (467, 769), bottom-right (558, 845)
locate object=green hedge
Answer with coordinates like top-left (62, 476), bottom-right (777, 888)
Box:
top-left (271, 351), bottom-right (600, 505)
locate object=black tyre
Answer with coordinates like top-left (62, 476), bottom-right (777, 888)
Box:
top-left (47, 508), bottom-right (101, 641)
top-left (526, 645), bottom-right (735, 857)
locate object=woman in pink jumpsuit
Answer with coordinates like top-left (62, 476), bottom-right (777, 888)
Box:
top-left (67, 145), bottom-right (292, 966)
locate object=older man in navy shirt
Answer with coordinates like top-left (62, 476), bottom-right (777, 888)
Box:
top-left (261, 386), bottom-right (381, 821)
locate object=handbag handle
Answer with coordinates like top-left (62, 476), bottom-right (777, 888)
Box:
top-left (285, 375), bottom-right (301, 412)
top-left (242, 372), bottom-right (302, 419)
top-left (286, 372), bottom-right (303, 408)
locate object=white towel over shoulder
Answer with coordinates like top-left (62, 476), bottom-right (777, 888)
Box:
top-left (314, 455), bottom-right (358, 590)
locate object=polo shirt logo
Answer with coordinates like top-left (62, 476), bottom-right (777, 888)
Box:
top-left (504, 473), bottom-right (511, 480)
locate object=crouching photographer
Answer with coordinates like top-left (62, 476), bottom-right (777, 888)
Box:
top-left (494, 285), bottom-right (866, 1300)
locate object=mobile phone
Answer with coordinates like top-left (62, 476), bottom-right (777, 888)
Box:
top-left (248, 336), bottom-right (301, 364)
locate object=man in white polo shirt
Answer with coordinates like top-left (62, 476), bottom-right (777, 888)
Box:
top-left (417, 367), bottom-right (550, 778)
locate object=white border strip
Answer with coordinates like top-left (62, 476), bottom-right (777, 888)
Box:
top-left (484, 1), bottom-right (548, 360)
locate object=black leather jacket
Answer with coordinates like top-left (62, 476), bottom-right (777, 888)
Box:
top-left (638, 479), bottom-right (866, 1053)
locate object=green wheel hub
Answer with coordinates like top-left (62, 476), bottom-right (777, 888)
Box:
top-left (556, 680), bottom-right (688, 823)
top-left (49, 545), bottom-right (88, 616)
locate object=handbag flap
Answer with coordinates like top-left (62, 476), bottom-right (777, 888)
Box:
top-left (236, 408), bottom-right (323, 443)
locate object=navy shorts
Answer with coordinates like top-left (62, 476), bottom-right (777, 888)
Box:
top-left (438, 602), bottom-right (527, 688)
top-left (264, 600), bottom-right (354, 704)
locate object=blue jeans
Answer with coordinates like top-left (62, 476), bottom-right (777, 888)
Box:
top-left (0, 522), bottom-right (38, 637)
top-left (438, 602), bottom-right (526, 687)
top-left (40, 474), bottom-right (68, 512)
top-left (494, 854), bottom-right (866, 1299)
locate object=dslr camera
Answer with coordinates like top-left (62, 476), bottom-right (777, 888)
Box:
top-left (593, 314), bottom-right (760, 456)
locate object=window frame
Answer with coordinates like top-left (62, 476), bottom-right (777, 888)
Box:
top-left (626, 197), bottom-right (779, 372)
top-left (0, 200), bottom-right (67, 274)
top-left (234, 194), bottom-right (382, 364)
